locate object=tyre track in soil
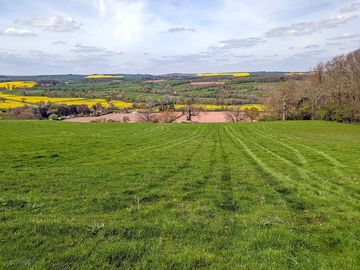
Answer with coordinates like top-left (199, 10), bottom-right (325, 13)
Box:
top-left (215, 127), bottom-right (238, 212)
top-left (241, 126), bottom-right (358, 202)
top-left (241, 126), bottom-right (343, 190)
top-left (231, 126), bottom-right (308, 180)
top-left (57, 128), bottom-right (211, 207)
top-left (179, 127), bottom-right (218, 202)
top-left (80, 126), bottom-right (206, 173)
top-left (126, 125), bottom-right (196, 153)
top-left (224, 126), bottom-right (288, 184)
top-left (260, 127), bottom-right (360, 199)
top-left (257, 125), bottom-right (344, 169)
top-left (132, 126), bottom-right (203, 153)
top-left (135, 125), bottom-right (167, 139)
top-left (84, 124), bottom-right (177, 162)
top-left (227, 126), bottom-right (359, 205)
top-left (248, 125), bottom-right (308, 167)
top-left (224, 126), bottom-right (294, 208)
top-left (224, 126), bottom-right (356, 211)
top-left (99, 126), bottom-right (202, 163)
top-left (68, 127), bottom-right (212, 265)
top-left (81, 126), bottom-right (216, 264)
top-left (248, 126), bottom-right (349, 186)
top-left (151, 126), bottom-right (207, 153)
top-left (145, 126), bottom-right (211, 192)
top-left (253, 125), bottom-right (359, 200)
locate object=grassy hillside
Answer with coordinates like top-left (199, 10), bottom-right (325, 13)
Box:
top-left (0, 121), bottom-right (359, 269)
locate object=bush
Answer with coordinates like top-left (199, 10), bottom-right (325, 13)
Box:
top-left (317, 102), bottom-right (337, 121)
top-left (264, 49), bottom-right (360, 123)
top-left (158, 110), bottom-right (178, 123)
top-left (122, 116), bottom-right (130, 123)
top-left (244, 107), bottom-right (260, 121)
top-left (48, 114), bottom-right (59, 120)
top-left (259, 113), bottom-right (281, 121)
top-left (0, 106), bottom-right (39, 120)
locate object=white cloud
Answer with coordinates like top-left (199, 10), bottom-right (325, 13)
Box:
top-left (328, 33), bottom-right (360, 40)
top-left (216, 37), bottom-right (266, 49)
top-left (320, 14), bottom-right (359, 28)
top-left (326, 42), bottom-right (345, 46)
top-left (266, 14), bottom-right (359, 37)
top-left (73, 43), bottom-right (105, 53)
top-left (168, 27), bottom-right (196, 33)
top-left (341, 2), bottom-right (360, 13)
top-left (304, 44), bottom-right (320, 49)
top-left (52, 41), bottom-right (67, 45)
top-left (1, 0), bottom-right (359, 74)
top-left (0, 28), bottom-right (36, 37)
top-left (15, 16), bottom-right (81, 32)
top-left (72, 43), bottom-right (124, 58)
top-left (293, 49), bottom-right (327, 58)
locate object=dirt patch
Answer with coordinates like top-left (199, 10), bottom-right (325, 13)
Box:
top-left (175, 112), bottom-right (228, 123)
top-left (64, 113), bottom-right (140, 123)
top-left (65, 111), bottom-right (252, 123)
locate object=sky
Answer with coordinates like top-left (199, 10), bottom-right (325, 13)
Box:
top-left (0, 0), bottom-right (360, 75)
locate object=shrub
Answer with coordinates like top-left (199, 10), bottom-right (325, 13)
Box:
top-left (158, 110), bottom-right (178, 123)
top-left (0, 106), bottom-right (39, 120)
top-left (122, 116), bottom-right (130, 123)
top-left (48, 114), bottom-right (59, 120)
top-left (259, 113), bottom-right (281, 121)
top-left (244, 107), bottom-right (260, 121)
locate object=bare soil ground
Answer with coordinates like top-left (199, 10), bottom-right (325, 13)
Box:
top-left (64, 111), bottom-right (252, 123)
top-left (176, 112), bottom-right (232, 123)
top-left (64, 113), bottom-right (140, 123)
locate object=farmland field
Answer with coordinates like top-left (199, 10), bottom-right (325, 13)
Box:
top-left (0, 81), bottom-right (37, 90)
top-left (0, 73), bottom-right (275, 105)
top-left (0, 93), bottom-right (132, 109)
top-left (0, 121), bottom-right (359, 269)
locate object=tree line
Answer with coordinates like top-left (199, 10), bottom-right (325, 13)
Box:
top-left (265, 49), bottom-right (360, 122)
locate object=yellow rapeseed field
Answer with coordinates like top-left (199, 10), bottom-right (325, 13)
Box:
top-left (0, 93), bottom-right (132, 109)
top-left (284, 72), bottom-right (306, 76)
top-left (0, 81), bottom-right (37, 90)
top-left (238, 104), bottom-right (264, 111)
top-left (85, 75), bottom-right (124, 79)
top-left (0, 93), bottom-right (262, 111)
top-left (0, 99), bottom-right (25, 109)
top-left (196, 72), bottom-right (250, 77)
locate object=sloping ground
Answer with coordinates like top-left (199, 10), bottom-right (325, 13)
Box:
top-left (0, 121), bottom-right (359, 269)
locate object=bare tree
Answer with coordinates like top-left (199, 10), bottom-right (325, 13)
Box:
top-left (136, 109), bottom-right (157, 123)
top-left (182, 105), bottom-right (201, 122)
top-left (122, 116), bottom-right (130, 123)
top-left (224, 107), bottom-right (244, 122)
top-left (265, 48), bottom-right (360, 122)
top-left (118, 89), bottom-right (126, 100)
top-left (158, 109), bottom-right (178, 123)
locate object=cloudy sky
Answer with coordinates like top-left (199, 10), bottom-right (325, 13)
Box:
top-left (1, 0), bottom-right (360, 75)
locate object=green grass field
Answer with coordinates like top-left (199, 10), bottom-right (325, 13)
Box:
top-left (1, 121), bottom-right (359, 269)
